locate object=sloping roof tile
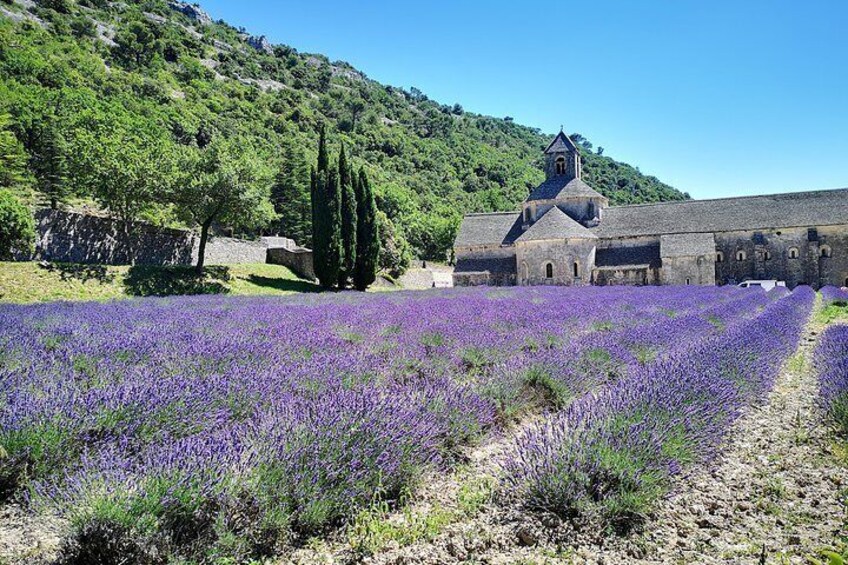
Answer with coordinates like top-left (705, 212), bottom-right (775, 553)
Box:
top-left (527, 177), bottom-right (607, 202)
top-left (544, 131), bottom-right (579, 154)
top-left (595, 244), bottom-right (661, 269)
top-left (454, 212), bottom-right (523, 247)
top-left (454, 255), bottom-right (516, 274)
top-left (593, 188), bottom-right (848, 238)
top-left (515, 207), bottom-right (598, 243)
top-left (660, 233), bottom-right (716, 257)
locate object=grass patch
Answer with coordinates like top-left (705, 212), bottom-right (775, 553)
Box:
top-left (817, 303), bottom-right (848, 325)
top-left (0, 262), bottom-right (317, 303)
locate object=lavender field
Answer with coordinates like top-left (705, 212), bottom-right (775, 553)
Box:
top-left (0, 285), bottom-right (818, 562)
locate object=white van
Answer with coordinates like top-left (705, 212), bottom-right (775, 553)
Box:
top-left (737, 280), bottom-right (787, 291)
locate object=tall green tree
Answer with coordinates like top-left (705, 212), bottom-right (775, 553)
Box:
top-left (0, 114), bottom-right (29, 189)
top-left (353, 167), bottom-right (380, 291)
top-left (31, 122), bottom-right (68, 209)
top-left (310, 126), bottom-right (341, 288)
top-left (338, 143), bottom-right (357, 288)
top-left (172, 138), bottom-right (276, 274)
top-left (271, 138), bottom-right (311, 246)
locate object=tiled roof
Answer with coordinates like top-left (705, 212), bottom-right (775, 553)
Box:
top-left (595, 244), bottom-right (662, 269)
top-left (527, 177), bottom-right (607, 202)
top-left (515, 207), bottom-right (598, 243)
top-left (544, 131), bottom-right (579, 154)
top-left (454, 255), bottom-right (516, 274)
top-left (454, 188), bottom-right (848, 249)
top-left (594, 188), bottom-right (848, 238)
top-left (454, 212), bottom-right (523, 248)
top-left (660, 233), bottom-right (716, 257)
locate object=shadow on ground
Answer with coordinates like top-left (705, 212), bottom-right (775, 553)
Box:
top-left (124, 265), bottom-right (231, 297)
top-left (45, 263), bottom-right (116, 284)
top-left (244, 275), bottom-right (320, 294)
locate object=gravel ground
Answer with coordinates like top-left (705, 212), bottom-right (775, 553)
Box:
top-left (0, 504), bottom-right (67, 564)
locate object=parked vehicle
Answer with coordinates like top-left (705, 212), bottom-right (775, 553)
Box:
top-left (738, 280), bottom-right (787, 291)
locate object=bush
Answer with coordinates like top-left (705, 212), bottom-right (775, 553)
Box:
top-left (0, 190), bottom-right (35, 260)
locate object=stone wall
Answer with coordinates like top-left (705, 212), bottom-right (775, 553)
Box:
top-left (515, 239), bottom-right (595, 286)
top-left (26, 209), bottom-right (280, 267)
top-left (661, 256), bottom-right (715, 286)
top-left (714, 225), bottom-right (848, 289)
top-left (267, 247), bottom-right (315, 280)
top-left (593, 266), bottom-right (658, 286)
top-left (453, 271), bottom-right (515, 286)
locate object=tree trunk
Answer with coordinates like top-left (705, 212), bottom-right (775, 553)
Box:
top-left (196, 220), bottom-right (212, 275)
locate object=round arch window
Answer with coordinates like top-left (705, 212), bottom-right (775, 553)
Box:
top-left (545, 263), bottom-right (554, 279)
top-left (716, 251), bottom-right (725, 263)
top-left (788, 247), bottom-right (800, 259)
top-left (821, 245), bottom-right (833, 258)
top-left (736, 250), bottom-right (747, 262)
top-left (555, 156), bottom-right (566, 175)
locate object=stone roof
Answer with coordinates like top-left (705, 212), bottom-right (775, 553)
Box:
top-left (515, 207), bottom-right (598, 243)
top-left (454, 255), bottom-right (516, 274)
top-left (594, 188), bottom-right (848, 238)
top-left (595, 244), bottom-right (661, 269)
top-left (660, 233), bottom-right (716, 258)
top-left (455, 188), bottom-right (848, 249)
top-left (527, 177), bottom-right (607, 202)
top-left (454, 212), bottom-right (523, 248)
top-left (544, 131), bottom-right (579, 154)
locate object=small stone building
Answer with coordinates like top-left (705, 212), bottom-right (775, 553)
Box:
top-left (453, 131), bottom-right (848, 289)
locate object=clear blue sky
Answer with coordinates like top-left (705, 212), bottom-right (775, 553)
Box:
top-left (200, 0), bottom-right (848, 200)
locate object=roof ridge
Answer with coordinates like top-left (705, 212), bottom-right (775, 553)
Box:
top-left (463, 211), bottom-right (519, 217)
top-left (611, 186), bottom-right (848, 211)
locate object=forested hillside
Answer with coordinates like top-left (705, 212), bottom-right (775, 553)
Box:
top-left (0, 0), bottom-right (689, 265)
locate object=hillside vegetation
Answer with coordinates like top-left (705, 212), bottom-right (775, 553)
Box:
top-left (0, 0), bottom-right (689, 263)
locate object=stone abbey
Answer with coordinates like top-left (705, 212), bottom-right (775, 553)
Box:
top-left (453, 131), bottom-right (848, 288)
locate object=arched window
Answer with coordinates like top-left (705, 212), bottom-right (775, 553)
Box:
top-left (555, 156), bottom-right (566, 175)
top-left (716, 251), bottom-right (724, 263)
top-left (524, 208), bottom-right (531, 222)
top-left (764, 250), bottom-right (772, 261)
top-left (573, 261), bottom-right (580, 278)
top-left (521, 261), bottom-right (529, 281)
top-left (686, 278), bottom-right (691, 285)
top-left (789, 247), bottom-right (799, 259)
top-left (545, 263), bottom-right (554, 279)
top-left (845, 277), bottom-right (848, 288)
top-left (821, 245), bottom-right (832, 258)
top-left (736, 250), bottom-right (747, 262)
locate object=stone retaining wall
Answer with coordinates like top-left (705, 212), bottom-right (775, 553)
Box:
top-left (25, 209), bottom-right (282, 267)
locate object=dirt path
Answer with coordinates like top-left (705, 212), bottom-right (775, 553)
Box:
top-left (0, 503), bottom-right (66, 564)
top-left (601, 305), bottom-right (848, 564)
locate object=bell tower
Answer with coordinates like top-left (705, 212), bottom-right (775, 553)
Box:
top-left (543, 129), bottom-right (581, 181)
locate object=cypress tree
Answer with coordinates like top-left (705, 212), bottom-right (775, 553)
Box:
top-left (353, 167), bottom-right (380, 291)
top-left (33, 123), bottom-right (68, 209)
top-left (338, 144), bottom-right (357, 288)
top-left (311, 126), bottom-right (341, 288)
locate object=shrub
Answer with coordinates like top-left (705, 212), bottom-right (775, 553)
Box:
top-left (0, 189), bottom-right (34, 260)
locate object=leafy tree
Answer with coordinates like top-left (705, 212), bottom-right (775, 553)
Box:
top-left (311, 126), bottom-right (341, 288)
top-left (31, 122), bottom-right (67, 209)
top-left (338, 143), bottom-right (356, 287)
top-left (271, 137), bottom-right (311, 246)
top-left (353, 167), bottom-right (379, 291)
top-left (172, 138), bottom-right (276, 273)
top-left (72, 117), bottom-right (178, 224)
top-left (0, 114), bottom-right (28, 189)
top-left (377, 211), bottom-right (411, 279)
top-left (113, 20), bottom-right (161, 69)
top-left (0, 189), bottom-right (35, 260)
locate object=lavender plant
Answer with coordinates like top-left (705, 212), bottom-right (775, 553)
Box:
top-left (815, 324), bottom-right (848, 435)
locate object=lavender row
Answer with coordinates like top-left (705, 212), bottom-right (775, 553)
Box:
top-left (821, 285), bottom-right (848, 306)
top-left (815, 324), bottom-right (848, 435)
top-left (0, 286), bottom-right (761, 560)
top-left (503, 286), bottom-right (814, 528)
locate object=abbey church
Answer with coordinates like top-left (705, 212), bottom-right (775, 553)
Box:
top-left (453, 131), bottom-right (848, 289)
